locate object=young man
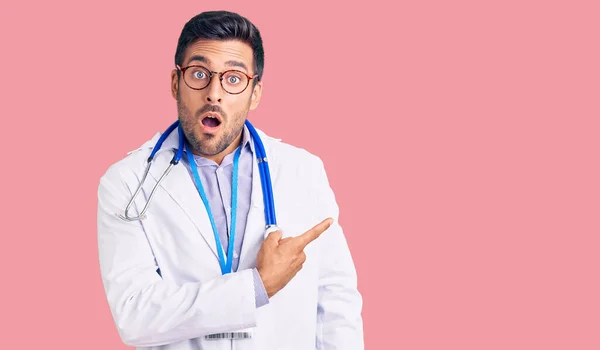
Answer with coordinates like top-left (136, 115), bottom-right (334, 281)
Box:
top-left (97, 11), bottom-right (364, 349)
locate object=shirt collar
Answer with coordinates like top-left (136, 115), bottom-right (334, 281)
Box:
top-left (240, 124), bottom-right (254, 154)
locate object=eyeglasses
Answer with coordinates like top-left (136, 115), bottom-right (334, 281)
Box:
top-left (177, 65), bottom-right (258, 95)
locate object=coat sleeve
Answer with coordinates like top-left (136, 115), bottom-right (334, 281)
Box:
top-left (313, 158), bottom-right (365, 349)
top-left (97, 165), bottom-right (257, 347)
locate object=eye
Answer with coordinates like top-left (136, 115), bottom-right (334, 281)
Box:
top-left (192, 71), bottom-right (206, 80)
top-left (227, 76), bottom-right (241, 84)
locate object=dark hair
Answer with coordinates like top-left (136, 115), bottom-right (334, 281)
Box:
top-left (174, 11), bottom-right (265, 85)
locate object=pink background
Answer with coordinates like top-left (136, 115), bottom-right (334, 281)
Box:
top-left (1, 0), bottom-right (599, 349)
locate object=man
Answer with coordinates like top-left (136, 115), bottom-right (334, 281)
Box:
top-left (97, 10), bottom-right (363, 350)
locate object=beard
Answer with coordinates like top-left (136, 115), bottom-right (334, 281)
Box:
top-left (177, 96), bottom-right (248, 157)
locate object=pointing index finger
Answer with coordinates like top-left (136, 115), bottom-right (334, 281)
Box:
top-left (295, 218), bottom-right (333, 249)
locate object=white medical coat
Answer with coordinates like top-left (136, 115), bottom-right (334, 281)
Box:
top-left (97, 126), bottom-right (364, 349)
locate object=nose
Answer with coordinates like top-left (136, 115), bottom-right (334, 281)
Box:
top-left (205, 73), bottom-right (223, 103)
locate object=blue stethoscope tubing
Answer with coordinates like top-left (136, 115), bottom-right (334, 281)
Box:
top-left (118, 119), bottom-right (279, 243)
top-left (246, 120), bottom-right (277, 226)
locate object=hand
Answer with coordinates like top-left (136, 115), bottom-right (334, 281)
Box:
top-left (256, 218), bottom-right (333, 298)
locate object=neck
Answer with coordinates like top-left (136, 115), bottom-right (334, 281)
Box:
top-left (193, 132), bottom-right (243, 166)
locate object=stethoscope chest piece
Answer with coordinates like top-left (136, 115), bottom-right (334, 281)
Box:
top-left (264, 225), bottom-right (284, 238)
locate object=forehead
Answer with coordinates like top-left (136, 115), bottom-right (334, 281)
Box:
top-left (182, 39), bottom-right (254, 71)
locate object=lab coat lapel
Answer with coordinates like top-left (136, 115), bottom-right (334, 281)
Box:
top-left (238, 131), bottom-right (277, 270)
top-left (147, 139), bottom-right (220, 262)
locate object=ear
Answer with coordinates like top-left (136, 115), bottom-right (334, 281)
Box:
top-left (170, 69), bottom-right (179, 100)
top-left (249, 80), bottom-right (263, 110)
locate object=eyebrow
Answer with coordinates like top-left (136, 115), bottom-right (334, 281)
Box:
top-left (224, 60), bottom-right (248, 71)
top-left (187, 55), bottom-right (209, 65)
top-left (186, 55), bottom-right (249, 72)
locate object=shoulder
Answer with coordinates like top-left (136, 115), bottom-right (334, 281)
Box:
top-left (259, 131), bottom-right (325, 174)
top-left (99, 133), bottom-right (160, 188)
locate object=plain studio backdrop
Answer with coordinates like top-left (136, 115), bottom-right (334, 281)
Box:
top-left (0, 0), bottom-right (598, 349)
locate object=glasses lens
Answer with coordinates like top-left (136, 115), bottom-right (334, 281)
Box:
top-left (221, 71), bottom-right (249, 94)
top-left (184, 66), bottom-right (211, 89)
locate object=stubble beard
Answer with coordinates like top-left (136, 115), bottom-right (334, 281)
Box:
top-left (177, 97), bottom-right (247, 157)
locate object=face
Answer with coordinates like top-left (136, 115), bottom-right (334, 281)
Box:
top-left (171, 39), bottom-right (262, 158)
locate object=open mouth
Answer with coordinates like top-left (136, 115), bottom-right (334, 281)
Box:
top-left (201, 113), bottom-right (222, 129)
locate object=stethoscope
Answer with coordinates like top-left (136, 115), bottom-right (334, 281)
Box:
top-left (118, 120), bottom-right (281, 273)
